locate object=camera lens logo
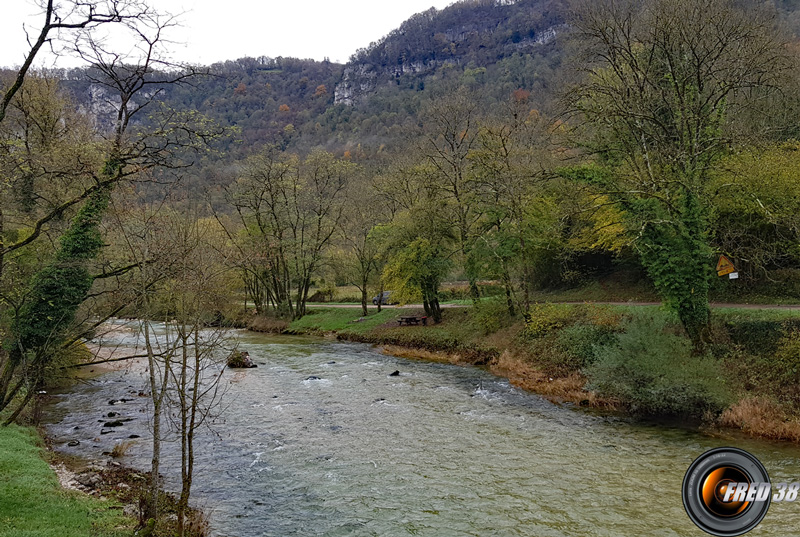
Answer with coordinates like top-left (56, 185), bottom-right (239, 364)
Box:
top-left (683, 447), bottom-right (771, 536)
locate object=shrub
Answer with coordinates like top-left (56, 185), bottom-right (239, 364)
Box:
top-left (111, 441), bottom-right (133, 458)
top-left (736, 329), bottom-right (800, 410)
top-left (586, 313), bottom-right (731, 417)
top-left (726, 318), bottom-right (800, 354)
top-left (768, 329), bottom-right (800, 386)
top-left (248, 315), bottom-right (289, 333)
top-left (556, 323), bottom-right (618, 369)
top-left (226, 350), bottom-right (254, 368)
top-left (469, 297), bottom-right (513, 335)
top-left (521, 303), bottom-right (574, 339)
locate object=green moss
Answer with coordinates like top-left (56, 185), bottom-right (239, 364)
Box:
top-left (0, 426), bottom-right (131, 537)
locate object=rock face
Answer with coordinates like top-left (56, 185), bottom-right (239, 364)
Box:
top-left (334, 63), bottom-right (429, 105)
top-left (333, 0), bottom-right (567, 106)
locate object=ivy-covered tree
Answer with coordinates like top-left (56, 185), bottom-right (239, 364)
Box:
top-left (567, 0), bottom-right (793, 348)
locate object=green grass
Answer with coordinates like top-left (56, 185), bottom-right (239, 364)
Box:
top-left (0, 426), bottom-right (130, 537)
top-left (289, 307), bottom-right (409, 334)
top-left (712, 307), bottom-right (800, 319)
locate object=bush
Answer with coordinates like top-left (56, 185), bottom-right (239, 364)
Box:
top-left (521, 303), bottom-right (574, 339)
top-left (725, 318), bottom-right (800, 355)
top-left (556, 323), bottom-right (617, 369)
top-left (767, 329), bottom-right (800, 386)
top-left (248, 315), bottom-right (289, 333)
top-left (586, 313), bottom-right (731, 417)
top-left (469, 297), bottom-right (513, 335)
top-left (735, 329), bottom-right (800, 410)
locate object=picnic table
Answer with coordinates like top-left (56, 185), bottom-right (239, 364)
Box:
top-left (398, 315), bottom-right (427, 326)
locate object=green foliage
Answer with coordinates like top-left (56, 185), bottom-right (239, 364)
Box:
top-left (636, 189), bottom-right (713, 343)
top-left (725, 319), bottom-right (793, 355)
top-left (469, 297), bottom-right (513, 335)
top-left (519, 303), bottom-right (624, 373)
top-left (709, 143), bottom-right (800, 282)
top-left (720, 316), bottom-right (800, 410)
top-left (382, 237), bottom-right (451, 319)
top-left (767, 329), bottom-right (800, 387)
top-left (11, 186), bottom-right (111, 354)
top-left (521, 303), bottom-right (574, 339)
top-left (556, 323), bottom-right (618, 369)
top-left (567, 0), bottom-right (792, 346)
top-left (586, 313), bottom-right (731, 417)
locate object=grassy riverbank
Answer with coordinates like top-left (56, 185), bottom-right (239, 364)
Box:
top-left (0, 426), bottom-right (132, 537)
top-left (265, 302), bottom-right (800, 442)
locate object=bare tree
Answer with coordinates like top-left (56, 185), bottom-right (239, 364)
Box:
top-left (335, 172), bottom-right (388, 317)
top-left (470, 94), bottom-right (557, 314)
top-left (1, 0), bottom-right (153, 125)
top-left (417, 88), bottom-right (484, 299)
top-left (0, 4), bottom-right (223, 418)
top-left (227, 148), bottom-right (354, 319)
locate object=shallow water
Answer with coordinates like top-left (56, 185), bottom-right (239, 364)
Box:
top-left (44, 321), bottom-right (800, 536)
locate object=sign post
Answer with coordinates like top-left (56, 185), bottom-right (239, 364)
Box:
top-left (716, 255), bottom-right (735, 277)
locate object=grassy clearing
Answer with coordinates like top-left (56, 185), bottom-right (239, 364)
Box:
top-left (289, 307), bottom-right (404, 334)
top-left (0, 426), bottom-right (131, 537)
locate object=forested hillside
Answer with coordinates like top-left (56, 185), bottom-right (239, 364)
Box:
top-left (5, 0), bottom-right (570, 158)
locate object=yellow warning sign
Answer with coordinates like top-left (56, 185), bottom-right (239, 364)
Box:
top-left (716, 255), bottom-right (735, 277)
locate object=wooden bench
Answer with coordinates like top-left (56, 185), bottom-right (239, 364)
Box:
top-left (398, 315), bottom-right (427, 326)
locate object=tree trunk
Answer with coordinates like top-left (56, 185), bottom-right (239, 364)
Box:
top-left (361, 285), bottom-right (368, 317)
top-left (502, 263), bottom-right (515, 317)
top-left (144, 319), bottom-right (169, 524)
top-left (519, 235), bottom-right (531, 314)
top-left (0, 356), bottom-right (19, 413)
top-left (469, 277), bottom-right (480, 302)
top-left (430, 295), bottom-right (442, 323)
top-left (640, 190), bottom-right (712, 352)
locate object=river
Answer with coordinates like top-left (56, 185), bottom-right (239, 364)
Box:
top-left (44, 321), bottom-right (800, 536)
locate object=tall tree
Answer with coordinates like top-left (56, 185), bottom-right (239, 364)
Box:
top-left (228, 148), bottom-right (354, 319)
top-left (469, 93), bottom-right (558, 314)
top-left (0, 4), bottom-right (221, 419)
top-left (417, 88), bottom-right (484, 299)
top-left (334, 172), bottom-right (388, 316)
top-left (567, 0), bottom-right (793, 347)
top-left (0, 0), bottom-right (153, 125)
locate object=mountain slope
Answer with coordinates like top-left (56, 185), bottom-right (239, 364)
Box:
top-left (336, 0), bottom-right (569, 105)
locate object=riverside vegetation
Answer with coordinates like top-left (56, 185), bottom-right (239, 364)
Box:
top-left (4, 0), bottom-right (800, 535)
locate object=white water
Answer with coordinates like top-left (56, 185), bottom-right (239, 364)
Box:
top-left (44, 323), bottom-right (800, 536)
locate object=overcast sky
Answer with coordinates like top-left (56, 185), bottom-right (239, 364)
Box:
top-left (1, 0), bottom-right (455, 68)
